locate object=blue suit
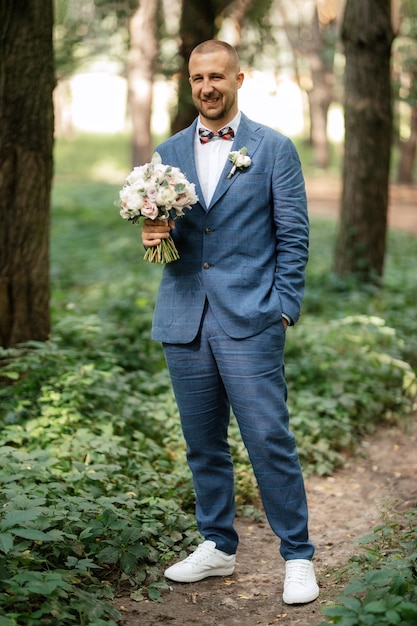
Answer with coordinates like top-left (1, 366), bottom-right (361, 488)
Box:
top-left (153, 112), bottom-right (314, 560)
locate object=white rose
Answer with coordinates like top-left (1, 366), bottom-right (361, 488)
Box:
top-left (236, 154), bottom-right (251, 167)
top-left (126, 165), bottom-right (146, 185)
top-left (119, 186), bottom-right (145, 215)
top-left (157, 185), bottom-right (176, 207)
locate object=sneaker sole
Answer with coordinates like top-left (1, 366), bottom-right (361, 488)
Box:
top-left (164, 565), bottom-right (235, 583)
top-left (283, 587), bottom-right (319, 604)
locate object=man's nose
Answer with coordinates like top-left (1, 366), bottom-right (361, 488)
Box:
top-left (201, 78), bottom-right (214, 92)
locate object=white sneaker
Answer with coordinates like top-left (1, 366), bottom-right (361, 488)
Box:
top-left (164, 540), bottom-right (236, 583)
top-left (283, 559), bottom-right (319, 604)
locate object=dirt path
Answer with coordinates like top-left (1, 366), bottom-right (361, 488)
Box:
top-left (116, 181), bottom-right (417, 625)
top-left (117, 418), bottom-right (417, 626)
top-left (305, 178), bottom-right (417, 237)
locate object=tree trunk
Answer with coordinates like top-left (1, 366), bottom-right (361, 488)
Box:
top-left (278, 3), bottom-right (337, 170)
top-left (128, 0), bottom-right (159, 167)
top-left (171, 0), bottom-right (218, 135)
top-left (306, 62), bottom-right (332, 170)
top-left (171, 0), bottom-right (260, 134)
top-left (397, 104), bottom-right (417, 184)
top-left (334, 0), bottom-right (394, 282)
top-left (0, 0), bottom-right (54, 347)
top-left (306, 8), bottom-right (336, 169)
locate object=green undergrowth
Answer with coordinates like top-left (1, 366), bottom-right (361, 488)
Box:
top-left (0, 133), bottom-right (416, 624)
top-left (318, 507), bottom-right (417, 626)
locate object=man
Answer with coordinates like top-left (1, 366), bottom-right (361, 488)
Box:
top-left (141, 40), bottom-right (319, 605)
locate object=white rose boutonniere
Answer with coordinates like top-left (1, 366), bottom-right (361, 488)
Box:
top-left (227, 147), bottom-right (251, 178)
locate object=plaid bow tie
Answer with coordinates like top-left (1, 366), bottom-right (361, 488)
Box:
top-left (199, 126), bottom-right (235, 144)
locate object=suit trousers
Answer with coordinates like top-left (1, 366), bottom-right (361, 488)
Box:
top-left (162, 300), bottom-right (315, 560)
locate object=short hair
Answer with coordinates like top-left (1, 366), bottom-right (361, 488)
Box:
top-left (189, 40), bottom-right (240, 72)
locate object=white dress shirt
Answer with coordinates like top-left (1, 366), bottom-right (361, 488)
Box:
top-left (194, 112), bottom-right (241, 207)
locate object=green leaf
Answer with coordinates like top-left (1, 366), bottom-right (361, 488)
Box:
top-left (79, 526), bottom-right (94, 540)
top-left (0, 616), bottom-right (18, 626)
top-left (12, 571), bottom-right (73, 596)
top-left (131, 542), bottom-right (149, 559)
top-left (147, 586), bottom-right (163, 602)
top-left (339, 596), bottom-right (362, 613)
top-left (363, 599), bottom-right (389, 614)
top-left (11, 528), bottom-right (56, 541)
top-left (70, 557), bottom-right (101, 571)
top-left (401, 603), bottom-right (417, 618)
top-left (322, 606), bottom-right (355, 618)
top-left (0, 508), bottom-right (47, 530)
top-left (120, 526), bottom-right (142, 544)
top-left (364, 569), bottom-right (395, 587)
top-left (0, 533), bottom-right (14, 554)
top-left (3, 371), bottom-right (20, 380)
top-left (130, 589), bottom-right (145, 602)
top-left (385, 610), bottom-right (401, 624)
top-left (96, 546), bottom-right (120, 564)
top-left (120, 552), bottom-right (137, 574)
top-left (102, 509), bottom-right (119, 527)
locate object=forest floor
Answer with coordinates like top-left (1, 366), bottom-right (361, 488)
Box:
top-left (305, 177), bottom-right (417, 237)
top-left (115, 180), bottom-right (417, 626)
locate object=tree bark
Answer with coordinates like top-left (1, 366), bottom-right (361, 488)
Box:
top-left (397, 104), bottom-right (417, 184)
top-left (0, 0), bottom-right (54, 347)
top-left (128, 0), bottom-right (159, 167)
top-left (334, 0), bottom-right (394, 282)
top-left (306, 8), bottom-right (336, 169)
top-left (171, 0), bottom-right (218, 134)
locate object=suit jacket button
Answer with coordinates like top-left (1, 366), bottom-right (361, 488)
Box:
top-left (203, 262), bottom-right (210, 269)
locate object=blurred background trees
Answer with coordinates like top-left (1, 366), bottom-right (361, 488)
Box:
top-left (393, 0), bottom-right (417, 184)
top-left (1, 0), bottom-right (417, 346)
top-left (51, 0), bottom-right (416, 185)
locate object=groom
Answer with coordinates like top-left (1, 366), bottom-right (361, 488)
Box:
top-left (141, 40), bottom-right (319, 605)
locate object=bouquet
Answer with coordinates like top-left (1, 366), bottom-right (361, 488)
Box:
top-left (119, 152), bottom-right (198, 263)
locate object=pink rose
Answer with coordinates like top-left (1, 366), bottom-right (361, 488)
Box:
top-left (141, 198), bottom-right (159, 220)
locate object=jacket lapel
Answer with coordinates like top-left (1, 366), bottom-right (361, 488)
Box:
top-left (208, 114), bottom-right (263, 210)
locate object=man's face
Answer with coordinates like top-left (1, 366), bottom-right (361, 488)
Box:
top-left (188, 50), bottom-right (244, 130)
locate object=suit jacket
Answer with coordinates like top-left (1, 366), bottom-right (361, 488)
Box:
top-left (151, 112), bottom-right (309, 343)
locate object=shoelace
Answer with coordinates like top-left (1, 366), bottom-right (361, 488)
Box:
top-left (285, 561), bottom-right (311, 584)
top-left (183, 543), bottom-right (215, 565)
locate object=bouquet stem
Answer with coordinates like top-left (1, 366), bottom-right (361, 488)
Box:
top-left (143, 235), bottom-right (180, 264)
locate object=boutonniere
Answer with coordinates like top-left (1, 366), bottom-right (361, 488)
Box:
top-left (227, 147), bottom-right (251, 178)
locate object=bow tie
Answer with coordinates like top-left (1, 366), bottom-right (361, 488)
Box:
top-left (199, 126), bottom-right (235, 144)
